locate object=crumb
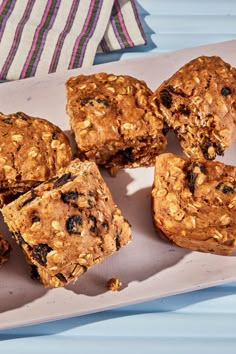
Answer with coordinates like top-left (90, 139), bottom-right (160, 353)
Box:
top-left (107, 277), bottom-right (122, 291)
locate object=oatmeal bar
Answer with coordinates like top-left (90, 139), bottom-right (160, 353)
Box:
top-left (0, 234), bottom-right (11, 267)
top-left (152, 153), bottom-right (236, 255)
top-left (2, 159), bottom-right (131, 287)
top-left (0, 112), bottom-right (72, 206)
top-left (150, 56), bottom-right (236, 160)
top-left (66, 73), bottom-right (166, 175)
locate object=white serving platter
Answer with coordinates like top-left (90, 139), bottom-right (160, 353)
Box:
top-left (0, 40), bottom-right (236, 330)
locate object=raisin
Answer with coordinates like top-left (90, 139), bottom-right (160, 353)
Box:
top-left (20, 189), bottom-right (37, 208)
top-left (32, 244), bottom-right (52, 266)
top-left (215, 182), bottom-right (223, 190)
top-left (32, 216), bottom-right (40, 223)
top-left (2, 118), bottom-right (12, 124)
top-left (198, 163), bottom-right (206, 173)
top-left (160, 89), bottom-right (172, 109)
top-left (179, 104), bottom-right (190, 116)
top-left (66, 215), bottom-right (83, 234)
top-left (166, 85), bottom-right (175, 93)
top-left (47, 176), bottom-right (58, 184)
top-left (221, 86), bottom-right (231, 96)
top-left (119, 147), bottom-right (134, 163)
top-left (213, 142), bottom-right (224, 156)
top-left (96, 98), bottom-right (109, 107)
top-left (12, 231), bottom-right (26, 245)
top-left (53, 173), bottom-right (74, 188)
top-left (52, 131), bottom-right (58, 140)
top-left (81, 97), bottom-right (93, 106)
top-left (187, 169), bottom-right (197, 194)
top-left (116, 235), bottom-right (121, 250)
top-left (222, 185), bottom-right (234, 193)
top-left (200, 139), bottom-right (215, 160)
top-left (101, 221), bottom-right (109, 231)
top-left (162, 123), bottom-right (169, 135)
top-left (30, 265), bottom-right (40, 280)
top-left (186, 162), bottom-right (203, 194)
top-left (88, 198), bottom-right (95, 208)
top-left (55, 273), bottom-right (67, 283)
top-left (61, 190), bottom-right (78, 203)
top-left (88, 215), bottom-right (97, 233)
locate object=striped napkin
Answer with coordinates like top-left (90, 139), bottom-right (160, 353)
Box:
top-left (0, 0), bottom-right (146, 80)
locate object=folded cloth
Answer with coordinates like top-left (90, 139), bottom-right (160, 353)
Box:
top-left (0, 0), bottom-right (146, 80)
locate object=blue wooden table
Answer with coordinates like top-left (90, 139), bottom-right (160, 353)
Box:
top-left (1, 1), bottom-right (236, 352)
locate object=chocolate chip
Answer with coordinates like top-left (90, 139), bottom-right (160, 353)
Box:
top-left (160, 89), bottom-right (172, 109)
top-left (66, 215), bottom-right (83, 234)
top-left (55, 273), bottom-right (67, 283)
top-left (53, 173), bottom-right (74, 188)
top-left (32, 244), bottom-right (52, 266)
top-left (20, 189), bottom-right (37, 208)
top-left (119, 147), bottom-right (134, 163)
top-left (61, 191), bottom-right (79, 203)
top-left (221, 86), bottom-right (232, 96)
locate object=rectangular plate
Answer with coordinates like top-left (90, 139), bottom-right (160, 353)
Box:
top-left (1, 40), bottom-right (236, 330)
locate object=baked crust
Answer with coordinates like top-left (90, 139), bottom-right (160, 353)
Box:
top-left (2, 159), bottom-right (131, 287)
top-left (152, 153), bottom-right (236, 255)
top-left (66, 73), bottom-right (167, 174)
top-left (150, 56), bottom-right (236, 160)
top-left (0, 112), bottom-right (72, 205)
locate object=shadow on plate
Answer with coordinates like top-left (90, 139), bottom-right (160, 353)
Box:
top-left (0, 216), bottom-right (48, 313)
